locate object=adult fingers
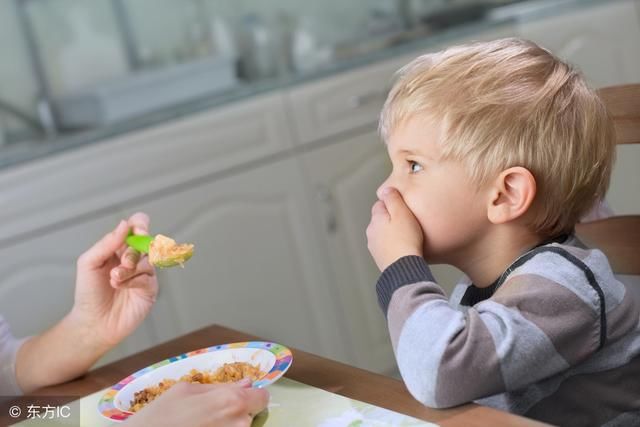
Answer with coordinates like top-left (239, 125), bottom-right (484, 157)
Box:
top-left (78, 220), bottom-right (129, 269)
top-left (242, 387), bottom-right (270, 418)
top-left (116, 212), bottom-right (151, 276)
top-left (110, 257), bottom-right (155, 288)
top-left (120, 247), bottom-right (141, 270)
top-left (128, 212), bottom-right (150, 235)
top-left (235, 378), bottom-right (252, 388)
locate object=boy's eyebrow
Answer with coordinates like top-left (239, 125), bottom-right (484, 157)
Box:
top-left (397, 147), bottom-right (434, 160)
top-left (396, 148), bottom-right (422, 155)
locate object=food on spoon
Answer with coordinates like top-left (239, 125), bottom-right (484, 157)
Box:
top-left (148, 234), bottom-right (194, 268)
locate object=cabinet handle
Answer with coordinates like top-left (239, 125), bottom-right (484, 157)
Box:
top-left (317, 186), bottom-right (338, 234)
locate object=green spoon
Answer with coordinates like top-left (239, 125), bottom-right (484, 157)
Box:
top-left (126, 234), bottom-right (154, 254)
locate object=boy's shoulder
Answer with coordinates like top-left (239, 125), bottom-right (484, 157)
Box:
top-left (451, 237), bottom-right (623, 312)
top-left (495, 237), bottom-right (623, 309)
top-left (505, 237), bottom-right (612, 282)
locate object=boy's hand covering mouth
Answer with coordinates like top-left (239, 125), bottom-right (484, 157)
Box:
top-left (366, 187), bottom-right (424, 271)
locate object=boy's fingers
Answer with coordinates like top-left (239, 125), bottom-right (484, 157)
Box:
top-left (380, 188), bottom-right (408, 218)
top-left (371, 200), bottom-right (390, 219)
top-left (79, 220), bottom-right (128, 268)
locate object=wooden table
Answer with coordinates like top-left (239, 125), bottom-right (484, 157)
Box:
top-left (23, 324), bottom-right (548, 426)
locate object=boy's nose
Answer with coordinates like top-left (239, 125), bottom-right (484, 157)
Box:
top-left (376, 179), bottom-right (388, 199)
top-left (377, 173), bottom-right (398, 198)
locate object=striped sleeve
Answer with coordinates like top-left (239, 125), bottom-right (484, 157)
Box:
top-left (377, 252), bottom-right (604, 408)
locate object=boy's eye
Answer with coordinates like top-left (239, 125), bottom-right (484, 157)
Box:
top-left (408, 160), bottom-right (423, 174)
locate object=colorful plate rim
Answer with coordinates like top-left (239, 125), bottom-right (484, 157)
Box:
top-left (97, 341), bottom-right (293, 422)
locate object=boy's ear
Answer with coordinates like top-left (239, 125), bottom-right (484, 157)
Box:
top-left (487, 167), bottom-right (537, 225)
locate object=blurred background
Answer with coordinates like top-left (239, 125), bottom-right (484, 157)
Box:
top-left (1, 0), bottom-right (639, 375)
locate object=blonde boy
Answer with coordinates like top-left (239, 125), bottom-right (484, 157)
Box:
top-left (367, 38), bottom-right (640, 425)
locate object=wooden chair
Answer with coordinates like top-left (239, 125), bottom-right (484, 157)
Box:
top-left (575, 84), bottom-right (640, 275)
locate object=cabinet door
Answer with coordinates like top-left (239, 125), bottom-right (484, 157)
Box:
top-left (300, 133), bottom-right (465, 374)
top-left (120, 157), bottom-right (350, 362)
top-left (0, 93), bottom-right (293, 245)
top-left (299, 132), bottom-right (397, 374)
top-left (285, 21), bottom-right (517, 148)
top-left (0, 214), bottom-right (157, 366)
top-left (517, 0), bottom-right (640, 87)
top-left (286, 54), bottom-right (415, 146)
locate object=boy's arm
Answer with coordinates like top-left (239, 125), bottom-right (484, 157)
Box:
top-left (378, 254), bottom-right (608, 408)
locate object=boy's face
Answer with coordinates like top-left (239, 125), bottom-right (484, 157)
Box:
top-left (379, 116), bottom-right (490, 264)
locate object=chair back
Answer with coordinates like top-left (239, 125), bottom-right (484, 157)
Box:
top-left (575, 84), bottom-right (640, 275)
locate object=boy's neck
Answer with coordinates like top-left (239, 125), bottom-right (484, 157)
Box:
top-left (456, 226), bottom-right (549, 288)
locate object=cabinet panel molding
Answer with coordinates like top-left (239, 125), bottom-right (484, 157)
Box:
top-left (0, 93), bottom-right (293, 244)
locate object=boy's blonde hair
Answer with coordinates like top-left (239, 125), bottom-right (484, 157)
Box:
top-left (380, 38), bottom-right (615, 237)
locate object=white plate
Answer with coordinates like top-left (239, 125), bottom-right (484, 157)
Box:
top-left (97, 341), bottom-right (292, 422)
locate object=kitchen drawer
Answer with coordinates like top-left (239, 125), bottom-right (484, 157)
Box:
top-left (0, 92), bottom-right (294, 244)
top-left (285, 20), bottom-right (517, 147)
top-left (286, 53), bottom-right (416, 145)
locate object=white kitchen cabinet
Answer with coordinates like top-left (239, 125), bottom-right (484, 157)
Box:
top-left (285, 24), bottom-right (520, 374)
top-left (118, 157), bottom-right (352, 363)
top-left (0, 215), bottom-right (116, 338)
top-left (0, 91), bottom-right (297, 366)
top-left (0, 92), bottom-right (293, 245)
top-left (286, 53), bottom-right (415, 146)
top-left (2, 0), bottom-right (636, 377)
top-left (516, 0), bottom-right (640, 87)
top-left (298, 131), bottom-right (465, 374)
top-left (298, 131), bottom-right (398, 374)
top-left (285, 21), bottom-right (518, 149)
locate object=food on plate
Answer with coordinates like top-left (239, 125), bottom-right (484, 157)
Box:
top-left (129, 362), bottom-right (264, 412)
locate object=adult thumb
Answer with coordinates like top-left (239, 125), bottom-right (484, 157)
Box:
top-left (79, 220), bottom-right (129, 268)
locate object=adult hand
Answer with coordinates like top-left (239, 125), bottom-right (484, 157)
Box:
top-left (72, 212), bottom-right (158, 350)
top-left (366, 187), bottom-right (424, 271)
top-left (15, 213), bottom-right (159, 393)
top-left (124, 380), bottom-right (269, 427)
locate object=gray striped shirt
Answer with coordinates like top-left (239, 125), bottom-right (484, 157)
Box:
top-left (376, 240), bottom-right (640, 426)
